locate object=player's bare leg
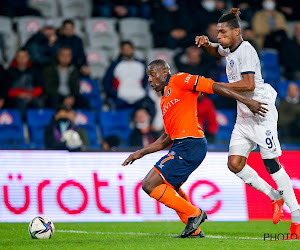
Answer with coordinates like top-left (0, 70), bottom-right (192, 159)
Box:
top-left (142, 168), bottom-right (207, 238)
top-left (228, 155), bottom-right (283, 223)
top-left (142, 168), bottom-right (165, 195)
top-left (264, 158), bottom-right (300, 238)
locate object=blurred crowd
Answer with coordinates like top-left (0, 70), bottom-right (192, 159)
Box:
top-left (0, 0), bottom-right (299, 150)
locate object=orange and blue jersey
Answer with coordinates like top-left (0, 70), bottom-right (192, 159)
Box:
top-left (161, 73), bottom-right (215, 140)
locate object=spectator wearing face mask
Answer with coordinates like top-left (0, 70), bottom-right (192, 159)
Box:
top-left (252, 0), bottom-right (288, 50)
top-left (44, 105), bottom-right (89, 150)
top-left (129, 108), bottom-right (160, 147)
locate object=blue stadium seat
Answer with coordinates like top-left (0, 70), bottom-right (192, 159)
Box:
top-left (216, 109), bottom-right (236, 141)
top-left (26, 109), bottom-right (55, 148)
top-left (99, 109), bottom-right (132, 145)
top-left (0, 109), bottom-right (25, 148)
top-left (75, 110), bottom-right (100, 148)
top-left (259, 49), bottom-right (281, 87)
top-left (79, 78), bottom-right (102, 111)
top-left (219, 73), bottom-right (228, 83)
top-left (278, 81), bottom-right (290, 99)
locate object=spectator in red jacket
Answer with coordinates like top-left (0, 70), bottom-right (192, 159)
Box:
top-left (197, 94), bottom-right (218, 142)
top-left (7, 48), bottom-right (43, 119)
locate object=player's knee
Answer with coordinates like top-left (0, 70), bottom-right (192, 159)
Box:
top-left (227, 157), bottom-right (244, 173)
top-left (263, 159), bottom-right (281, 174)
top-left (142, 178), bottom-right (153, 195)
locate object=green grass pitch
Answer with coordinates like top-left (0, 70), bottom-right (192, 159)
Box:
top-left (0, 221), bottom-right (299, 249)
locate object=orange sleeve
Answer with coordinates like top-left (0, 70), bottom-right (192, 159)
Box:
top-left (195, 76), bottom-right (214, 94)
top-left (175, 73), bottom-right (214, 94)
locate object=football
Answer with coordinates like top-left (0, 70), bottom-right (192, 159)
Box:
top-left (28, 216), bottom-right (55, 239)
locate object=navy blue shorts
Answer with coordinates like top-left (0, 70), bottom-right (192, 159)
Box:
top-left (154, 137), bottom-right (207, 190)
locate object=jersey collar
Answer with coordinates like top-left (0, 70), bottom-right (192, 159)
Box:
top-left (162, 74), bottom-right (171, 95)
top-left (230, 40), bottom-right (244, 53)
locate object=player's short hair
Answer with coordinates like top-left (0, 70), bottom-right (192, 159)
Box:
top-left (218, 8), bottom-right (241, 29)
top-left (148, 59), bottom-right (171, 73)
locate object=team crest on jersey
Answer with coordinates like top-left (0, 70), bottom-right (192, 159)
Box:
top-left (230, 60), bottom-right (234, 67)
top-left (166, 88), bottom-right (171, 97)
top-left (265, 130), bottom-right (271, 136)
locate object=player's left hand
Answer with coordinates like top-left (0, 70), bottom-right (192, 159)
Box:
top-left (246, 99), bottom-right (268, 117)
top-left (122, 151), bottom-right (143, 166)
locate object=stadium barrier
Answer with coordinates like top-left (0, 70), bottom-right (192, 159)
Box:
top-left (0, 151), bottom-right (299, 222)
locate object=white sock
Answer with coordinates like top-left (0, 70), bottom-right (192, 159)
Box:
top-left (291, 209), bottom-right (300, 224)
top-left (236, 164), bottom-right (272, 196)
top-left (268, 188), bottom-right (281, 201)
top-left (271, 168), bottom-right (300, 217)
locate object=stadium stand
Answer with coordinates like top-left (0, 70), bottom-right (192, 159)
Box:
top-left (29, 0), bottom-right (58, 18)
top-left (259, 49), bottom-right (281, 89)
top-left (99, 109), bottom-right (132, 146)
top-left (58, 0), bottom-right (92, 19)
top-left (75, 109), bottom-right (99, 148)
top-left (79, 78), bottom-right (102, 111)
top-left (215, 109), bottom-right (237, 141)
top-left (26, 108), bottom-right (55, 148)
top-left (0, 109), bottom-right (25, 148)
top-left (0, 16), bottom-right (17, 64)
top-left (146, 48), bottom-right (177, 73)
top-left (85, 18), bottom-right (119, 57)
top-left (85, 47), bottom-right (110, 79)
top-left (16, 16), bottom-right (44, 45)
top-left (119, 18), bottom-right (152, 51)
top-left (0, 1), bottom-right (299, 150)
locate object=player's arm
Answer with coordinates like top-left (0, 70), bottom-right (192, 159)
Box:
top-left (122, 132), bottom-right (172, 166)
top-left (217, 73), bottom-right (255, 92)
top-left (212, 83), bottom-right (268, 117)
top-left (195, 35), bottom-right (222, 58)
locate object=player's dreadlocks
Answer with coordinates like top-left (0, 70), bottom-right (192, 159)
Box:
top-left (218, 8), bottom-right (241, 29)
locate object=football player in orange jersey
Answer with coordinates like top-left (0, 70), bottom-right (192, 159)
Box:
top-left (122, 59), bottom-right (267, 238)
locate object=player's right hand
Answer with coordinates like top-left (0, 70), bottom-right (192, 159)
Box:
top-left (122, 151), bottom-right (143, 166)
top-left (246, 99), bottom-right (269, 117)
top-left (195, 35), bottom-right (210, 48)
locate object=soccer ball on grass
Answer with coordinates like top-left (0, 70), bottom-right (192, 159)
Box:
top-left (28, 216), bottom-right (55, 239)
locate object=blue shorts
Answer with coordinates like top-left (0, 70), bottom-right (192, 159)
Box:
top-left (154, 137), bottom-right (207, 190)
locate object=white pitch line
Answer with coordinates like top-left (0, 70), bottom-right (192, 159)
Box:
top-left (56, 230), bottom-right (261, 240)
